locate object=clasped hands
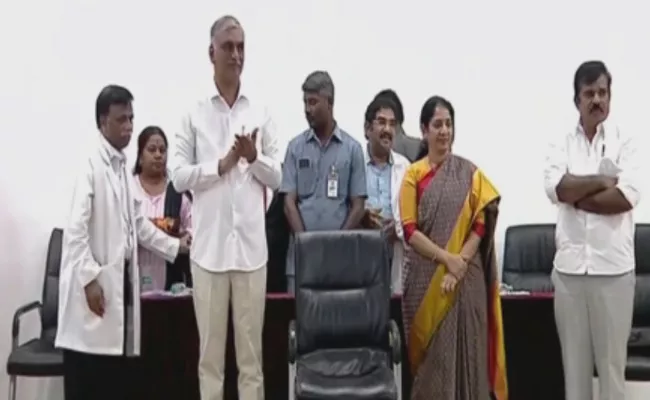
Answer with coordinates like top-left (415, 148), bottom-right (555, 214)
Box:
top-left (219, 126), bottom-right (259, 174)
top-left (439, 252), bottom-right (470, 294)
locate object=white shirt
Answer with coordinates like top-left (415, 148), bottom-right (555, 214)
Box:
top-left (543, 120), bottom-right (641, 275)
top-left (172, 88), bottom-right (282, 273)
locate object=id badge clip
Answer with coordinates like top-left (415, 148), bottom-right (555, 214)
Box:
top-left (327, 166), bottom-right (338, 198)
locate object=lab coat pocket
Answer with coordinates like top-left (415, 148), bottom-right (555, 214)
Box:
top-left (86, 261), bottom-right (119, 310)
top-left (97, 263), bottom-right (117, 309)
top-left (82, 264), bottom-right (115, 331)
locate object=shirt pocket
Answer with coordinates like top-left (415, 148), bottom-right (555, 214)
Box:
top-left (297, 164), bottom-right (317, 197)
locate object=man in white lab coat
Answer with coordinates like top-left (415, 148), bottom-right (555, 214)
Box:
top-left (172, 16), bottom-right (282, 400)
top-left (361, 96), bottom-right (410, 294)
top-left (55, 85), bottom-right (190, 400)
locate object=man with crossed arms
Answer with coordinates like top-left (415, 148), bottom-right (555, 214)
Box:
top-left (544, 60), bottom-right (642, 400)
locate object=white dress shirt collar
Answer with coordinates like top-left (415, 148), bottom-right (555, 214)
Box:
top-left (208, 81), bottom-right (249, 109)
top-left (575, 119), bottom-right (606, 139)
top-left (99, 133), bottom-right (127, 166)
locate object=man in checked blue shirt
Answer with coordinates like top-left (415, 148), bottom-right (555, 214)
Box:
top-left (280, 71), bottom-right (367, 293)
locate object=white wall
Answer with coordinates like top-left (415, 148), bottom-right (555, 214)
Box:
top-left (1, 0), bottom-right (649, 398)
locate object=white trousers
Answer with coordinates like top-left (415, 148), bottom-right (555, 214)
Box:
top-left (552, 269), bottom-right (635, 400)
top-left (192, 263), bottom-right (267, 400)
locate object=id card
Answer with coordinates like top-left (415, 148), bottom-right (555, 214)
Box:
top-left (327, 166), bottom-right (338, 198)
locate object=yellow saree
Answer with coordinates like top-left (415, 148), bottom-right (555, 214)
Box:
top-left (400, 155), bottom-right (507, 399)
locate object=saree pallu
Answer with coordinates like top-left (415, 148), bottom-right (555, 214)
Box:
top-left (401, 155), bottom-right (507, 400)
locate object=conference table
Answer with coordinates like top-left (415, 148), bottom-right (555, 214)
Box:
top-left (136, 291), bottom-right (563, 400)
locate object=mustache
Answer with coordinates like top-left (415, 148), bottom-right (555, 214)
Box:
top-left (590, 104), bottom-right (603, 112)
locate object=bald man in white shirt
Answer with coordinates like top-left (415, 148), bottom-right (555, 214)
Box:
top-left (544, 61), bottom-right (641, 400)
top-left (172, 15), bottom-right (281, 400)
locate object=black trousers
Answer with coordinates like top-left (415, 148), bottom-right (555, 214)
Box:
top-left (63, 261), bottom-right (137, 399)
top-left (63, 349), bottom-right (137, 400)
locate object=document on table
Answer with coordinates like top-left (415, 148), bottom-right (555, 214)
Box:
top-left (499, 283), bottom-right (530, 296)
top-left (141, 289), bottom-right (192, 298)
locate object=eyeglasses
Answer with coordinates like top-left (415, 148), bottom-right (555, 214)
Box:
top-left (373, 118), bottom-right (397, 129)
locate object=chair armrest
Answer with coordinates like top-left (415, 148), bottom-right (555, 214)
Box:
top-left (12, 300), bottom-right (42, 349)
top-left (388, 319), bottom-right (402, 363)
top-left (288, 319), bottom-right (297, 364)
top-left (629, 327), bottom-right (650, 348)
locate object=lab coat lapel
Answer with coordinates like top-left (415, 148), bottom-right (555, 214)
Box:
top-left (390, 154), bottom-right (405, 207)
top-left (126, 179), bottom-right (140, 298)
top-left (99, 147), bottom-right (122, 206)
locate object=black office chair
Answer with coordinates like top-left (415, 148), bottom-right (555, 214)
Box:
top-left (626, 224), bottom-right (650, 381)
top-left (6, 228), bottom-right (64, 400)
top-left (287, 230), bottom-right (402, 400)
top-left (502, 224), bottom-right (556, 292)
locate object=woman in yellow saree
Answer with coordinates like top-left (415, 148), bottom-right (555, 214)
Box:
top-left (399, 96), bottom-right (507, 399)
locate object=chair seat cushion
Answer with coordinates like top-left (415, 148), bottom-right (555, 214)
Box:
top-left (295, 347), bottom-right (397, 400)
top-left (6, 338), bottom-right (63, 376)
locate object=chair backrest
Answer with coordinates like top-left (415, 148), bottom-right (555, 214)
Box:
top-left (41, 228), bottom-right (63, 343)
top-left (633, 224), bottom-right (650, 327)
top-left (265, 191), bottom-right (290, 293)
top-left (502, 224), bottom-right (556, 292)
top-left (294, 230), bottom-right (390, 355)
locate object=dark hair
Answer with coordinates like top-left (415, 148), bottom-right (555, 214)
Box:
top-left (133, 126), bottom-right (168, 175)
top-left (374, 89), bottom-right (404, 124)
top-left (416, 96), bottom-right (455, 159)
top-left (363, 97), bottom-right (399, 139)
top-left (364, 97), bottom-right (399, 125)
top-left (420, 95), bottom-right (455, 128)
top-left (302, 71), bottom-right (335, 105)
top-left (95, 85), bottom-right (134, 129)
top-left (573, 61), bottom-right (612, 104)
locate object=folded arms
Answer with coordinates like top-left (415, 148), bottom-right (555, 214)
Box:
top-left (543, 134), bottom-right (640, 215)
